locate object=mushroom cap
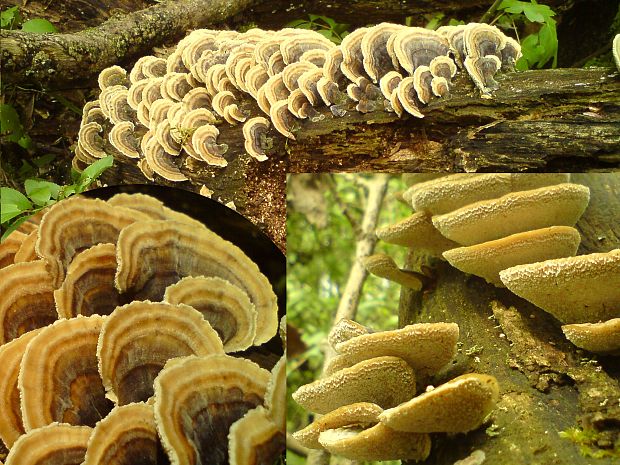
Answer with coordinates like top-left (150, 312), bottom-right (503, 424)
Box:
top-left (53, 243), bottom-right (121, 318)
top-left (362, 253), bottom-right (424, 290)
top-left (333, 322), bottom-right (459, 377)
top-left (0, 231), bottom-right (26, 269)
top-left (432, 183), bottom-right (590, 246)
top-left (293, 402), bottom-right (383, 449)
top-left (13, 229), bottom-right (38, 263)
top-left (243, 117), bottom-right (271, 162)
top-left (292, 356), bottom-right (417, 414)
top-left (396, 77), bottom-right (424, 118)
top-left (228, 406), bottom-right (284, 465)
top-left (318, 423), bottom-right (431, 462)
top-left (0, 261), bottom-right (57, 345)
top-left (361, 23), bottom-right (406, 82)
top-left (407, 173), bottom-right (570, 215)
top-left (375, 210), bottom-right (458, 256)
top-left (443, 226), bottom-right (581, 287)
top-left (163, 276), bottom-right (258, 352)
top-left (269, 99), bottom-right (297, 140)
top-left (340, 27), bottom-right (371, 83)
top-left (402, 173), bottom-right (447, 185)
top-left (97, 300), bottom-right (224, 404)
top-left (153, 354), bottom-right (270, 465)
top-left (190, 123), bottom-right (229, 166)
top-left (0, 329), bottom-right (43, 448)
top-left (36, 196), bottom-right (151, 287)
top-left (108, 121), bottom-right (141, 159)
top-left (98, 65), bottom-right (128, 91)
top-left (613, 34), bottom-right (620, 72)
top-left (379, 70), bottom-right (402, 99)
top-left (82, 402), bottom-right (161, 465)
top-left (18, 315), bottom-right (113, 431)
top-left (265, 355), bottom-right (286, 431)
top-left (379, 373), bottom-right (499, 433)
top-left (5, 423), bottom-right (92, 465)
top-left (390, 27), bottom-right (450, 74)
top-left (280, 31), bottom-right (334, 65)
top-left (413, 65), bottom-right (434, 104)
top-left (327, 318), bottom-right (371, 347)
top-left (562, 319), bottom-right (620, 355)
top-left (282, 61), bottom-right (317, 91)
top-left (143, 131), bottom-right (189, 181)
top-left (114, 220), bottom-right (278, 345)
top-left (499, 249), bottom-right (620, 324)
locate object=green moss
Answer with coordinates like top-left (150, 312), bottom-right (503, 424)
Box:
top-left (559, 427), bottom-right (620, 459)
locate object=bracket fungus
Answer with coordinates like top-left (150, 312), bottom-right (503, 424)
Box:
top-left (292, 356), bottom-right (417, 414)
top-left (97, 300), bottom-right (224, 404)
top-left (499, 249), bottom-right (620, 324)
top-left (5, 423), bottom-right (92, 465)
top-left (0, 191), bottom-right (283, 461)
top-left (362, 253), bottom-right (428, 290)
top-left (561, 319), bottom-right (620, 355)
top-left (153, 354), bottom-right (271, 465)
top-left (228, 406), bottom-right (285, 465)
top-left (75, 23), bottom-right (520, 177)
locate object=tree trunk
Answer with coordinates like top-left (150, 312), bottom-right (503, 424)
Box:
top-left (398, 174), bottom-right (620, 465)
top-left (1, 0), bottom-right (262, 87)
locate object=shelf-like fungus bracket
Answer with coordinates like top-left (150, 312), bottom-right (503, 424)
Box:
top-left (18, 315), bottom-right (113, 431)
top-left (318, 423), bottom-right (431, 462)
top-left (292, 356), bottom-right (416, 414)
top-left (82, 402), bottom-right (161, 465)
top-left (0, 329), bottom-right (43, 448)
top-left (442, 226), bottom-right (581, 287)
top-left (0, 231), bottom-right (26, 269)
top-left (163, 276), bottom-right (258, 352)
top-left (243, 117), bottom-right (271, 161)
top-left (35, 196), bottom-right (151, 287)
top-left (333, 322), bottom-right (459, 377)
top-left (228, 406), bottom-right (284, 465)
top-left (293, 402), bottom-right (383, 450)
top-left (0, 261), bottom-right (57, 345)
top-left (97, 300), bottom-right (224, 404)
top-left (265, 356), bottom-right (286, 432)
top-left (499, 249), bottom-right (620, 324)
top-left (362, 253), bottom-right (428, 290)
top-left (379, 373), bottom-right (500, 433)
top-left (115, 220), bottom-right (278, 345)
top-left (5, 423), bottom-right (92, 465)
top-left (54, 243), bottom-right (122, 318)
top-left (153, 354), bottom-right (271, 465)
top-left (562, 319), bottom-right (620, 355)
top-left (432, 183), bottom-right (591, 246)
top-left (327, 318), bottom-right (371, 347)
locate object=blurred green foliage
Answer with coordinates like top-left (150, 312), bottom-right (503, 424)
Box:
top-left (286, 14), bottom-right (350, 44)
top-left (287, 174), bottom-right (410, 465)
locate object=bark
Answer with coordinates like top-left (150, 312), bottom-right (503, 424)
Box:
top-left (1, 0), bottom-right (262, 87)
top-left (398, 173), bottom-right (620, 465)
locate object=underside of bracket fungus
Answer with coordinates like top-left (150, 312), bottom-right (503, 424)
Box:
top-left (499, 249), bottom-right (620, 324)
top-left (18, 315), bottom-right (112, 431)
top-left (5, 423), bottom-right (92, 465)
top-left (97, 301), bottom-right (224, 404)
top-left (74, 23), bottom-right (520, 178)
top-left (379, 373), bottom-right (500, 433)
top-left (153, 354), bottom-right (271, 465)
top-left (432, 183), bottom-right (590, 246)
top-left (562, 319), bottom-right (620, 355)
top-left (443, 226), bottom-right (581, 287)
top-left (0, 192), bottom-right (282, 462)
top-left (82, 403), bottom-right (161, 465)
top-left (115, 219), bottom-right (278, 344)
top-left (292, 356), bottom-right (417, 414)
top-left (164, 276), bottom-right (257, 352)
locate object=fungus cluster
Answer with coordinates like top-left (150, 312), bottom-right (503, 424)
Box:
top-left (0, 193), bottom-right (284, 465)
top-left (292, 319), bottom-right (499, 461)
top-left (75, 23), bottom-right (520, 180)
top-left (371, 173), bottom-right (619, 355)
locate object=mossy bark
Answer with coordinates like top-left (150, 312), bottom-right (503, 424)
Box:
top-left (1, 0), bottom-right (261, 88)
top-left (399, 174), bottom-right (620, 465)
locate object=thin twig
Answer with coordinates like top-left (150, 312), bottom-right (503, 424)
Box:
top-left (480, 0), bottom-right (504, 23)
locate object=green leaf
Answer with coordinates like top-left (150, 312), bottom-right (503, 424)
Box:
top-left (308, 14), bottom-right (321, 21)
top-left (285, 19), bottom-right (309, 28)
top-left (17, 133), bottom-right (33, 149)
top-left (50, 93), bottom-right (82, 115)
top-left (76, 156), bottom-right (114, 191)
top-left (25, 179), bottom-right (61, 201)
top-left (425, 13), bottom-right (445, 30)
top-left (1, 6), bottom-right (21, 29)
top-left (0, 104), bottom-right (25, 143)
top-left (33, 153), bottom-right (56, 168)
top-left (1, 187), bottom-right (32, 211)
top-left (1, 216), bottom-right (29, 242)
top-left (21, 18), bottom-right (57, 33)
top-left (317, 29), bottom-right (334, 40)
top-left (318, 16), bottom-right (336, 28)
top-left (521, 4), bottom-right (545, 23)
top-left (1, 204), bottom-right (23, 224)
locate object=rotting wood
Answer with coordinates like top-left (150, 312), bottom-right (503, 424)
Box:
top-left (1, 0), bottom-right (263, 87)
top-left (398, 173), bottom-right (620, 465)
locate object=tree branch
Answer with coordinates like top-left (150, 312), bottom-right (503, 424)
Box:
top-left (1, 0), bottom-right (262, 88)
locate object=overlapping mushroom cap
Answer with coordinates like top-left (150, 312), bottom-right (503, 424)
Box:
top-left (75, 23), bottom-right (521, 178)
top-left (0, 191), bottom-right (283, 462)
